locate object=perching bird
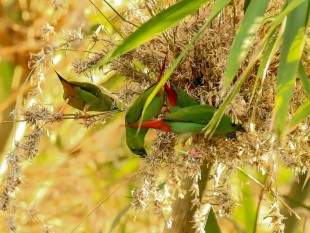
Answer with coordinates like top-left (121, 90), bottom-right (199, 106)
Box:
top-left (129, 104), bottom-right (245, 138)
top-left (125, 83), bottom-right (165, 157)
top-left (55, 71), bottom-right (115, 112)
top-left (125, 55), bottom-right (168, 157)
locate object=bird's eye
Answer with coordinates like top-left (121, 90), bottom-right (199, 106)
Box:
top-left (231, 123), bottom-right (236, 126)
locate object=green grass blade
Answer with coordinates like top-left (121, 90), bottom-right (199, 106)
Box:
top-left (250, 29), bottom-right (284, 131)
top-left (248, 36), bottom-right (277, 107)
top-left (204, 46), bottom-right (264, 138)
top-left (89, 0), bottom-right (124, 39)
top-left (298, 61), bottom-right (310, 98)
top-left (204, 0), bottom-right (307, 138)
top-left (95, 0), bottom-right (211, 67)
top-left (238, 170), bottom-right (256, 233)
top-left (288, 99), bottom-right (310, 131)
top-left (204, 206), bottom-right (222, 233)
top-left (109, 204), bottom-right (131, 233)
top-left (273, 0), bottom-right (309, 139)
top-left (243, 0), bottom-right (251, 13)
top-left (103, 0), bottom-right (139, 28)
top-left (141, 0), bottom-right (231, 121)
top-left (262, 0), bottom-right (306, 41)
top-left (223, 0), bottom-right (269, 88)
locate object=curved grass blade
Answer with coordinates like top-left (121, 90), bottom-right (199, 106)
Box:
top-left (243, 0), bottom-right (251, 13)
top-left (102, 0), bottom-right (139, 28)
top-left (249, 32), bottom-right (283, 131)
top-left (238, 169), bottom-right (256, 233)
top-left (94, 0), bottom-right (211, 68)
top-left (89, 0), bottom-right (124, 39)
top-left (248, 36), bottom-right (277, 107)
top-left (141, 0), bottom-right (231, 122)
top-left (298, 61), bottom-right (310, 98)
top-left (287, 99), bottom-right (310, 132)
top-left (223, 0), bottom-right (269, 88)
top-left (204, 46), bottom-right (264, 138)
top-left (109, 204), bottom-right (131, 233)
top-left (273, 0), bottom-right (309, 139)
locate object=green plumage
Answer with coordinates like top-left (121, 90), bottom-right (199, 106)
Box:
top-left (164, 105), bottom-right (244, 137)
top-left (125, 84), bottom-right (164, 123)
top-left (55, 71), bottom-right (115, 112)
top-left (129, 105), bottom-right (245, 138)
top-left (166, 86), bottom-right (200, 112)
top-left (125, 84), bottom-right (165, 157)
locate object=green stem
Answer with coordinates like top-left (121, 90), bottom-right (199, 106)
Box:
top-left (102, 0), bottom-right (139, 28)
top-left (89, 0), bottom-right (124, 39)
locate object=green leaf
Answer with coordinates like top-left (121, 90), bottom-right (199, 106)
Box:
top-left (205, 206), bottom-right (222, 233)
top-left (244, 0), bottom-right (251, 13)
top-left (288, 99), bottom-right (310, 131)
top-left (141, 0), bottom-right (231, 122)
top-left (109, 204), bottom-right (131, 233)
top-left (238, 170), bottom-right (256, 233)
top-left (95, 0), bottom-right (211, 67)
top-left (249, 33), bottom-right (281, 131)
top-left (223, 0), bottom-right (269, 88)
top-left (274, 0), bottom-right (309, 139)
top-left (249, 36), bottom-right (277, 107)
top-left (204, 0), bottom-right (307, 138)
top-left (298, 61), bottom-right (310, 98)
top-left (204, 45), bottom-right (264, 138)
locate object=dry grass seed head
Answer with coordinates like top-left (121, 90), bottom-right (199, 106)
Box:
top-left (211, 186), bottom-right (234, 218)
top-left (151, 131), bottom-right (176, 162)
top-left (22, 104), bottom-right (51, 125)
top-left (265, 202), bottom-right (286, 233)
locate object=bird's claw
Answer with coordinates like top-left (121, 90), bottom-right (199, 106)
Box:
top-left (83, 112), bottom-right (90, 122)
top-left (184, 146), bottom-right (203, 159)
top-left (54, 112), bottom-right (64, 121)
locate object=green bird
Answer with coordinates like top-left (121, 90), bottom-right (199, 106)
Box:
top-left (125, 55), bottom-right (168, 157)
top-left (129, 104), bottom-right (245, 138)
top-left (125, 84), bottom-right (165, 157)
top-left (55, 71), bottom-right (115, 112)
top-left (164, 84), bottom-right (199, 112)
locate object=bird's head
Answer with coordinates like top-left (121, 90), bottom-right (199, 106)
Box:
top-left (131, 148), bottom-right (147, 158)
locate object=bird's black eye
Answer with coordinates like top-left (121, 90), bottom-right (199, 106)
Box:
top-left (227, 132), bottom-right (237, 139)
top-left (232, 123), bottom-right (236, 126)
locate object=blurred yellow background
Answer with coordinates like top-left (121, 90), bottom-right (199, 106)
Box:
top-left (0, 1), bottom-right (162, 232)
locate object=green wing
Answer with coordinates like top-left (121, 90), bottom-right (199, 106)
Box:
top-left (71, 81), bottom-right (103, 98)
top-left (174, 86), bottom-right (199, 108)
top-left (165, 105), bottom-right (216, 124)
top-left (125, 84), bottom-right (164, 124)
top-left (125, 83), bottom-right (165, 157)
